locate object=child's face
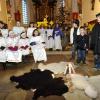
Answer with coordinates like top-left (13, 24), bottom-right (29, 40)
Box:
top-left (9, 33), bottom-right (15, 38)
top-left (34, 30), bottom-right (39, 36)
top-left (16, 21), bottom-right (21, 27)
top-left (30, 23), bottom-right (34, 27)
top-left (97, 16), bottom-right (100, 23)
top-left (21, 33), bottom-right (27, 38)
top-left (0, 23), bottom-right (3, 28)
top-left (80, 28), bottom-right (85, 36)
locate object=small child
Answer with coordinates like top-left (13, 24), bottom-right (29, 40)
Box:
top-left (27, 22), bottom-right (36, 38)
top-left (6, 31), bottom-right (22, 62)
top-left (19, 32), bottom-right (30, 61)
top-left (53, 23), bottom-right (64, 51)
top-left (46, 24), bottom-right (54, 51)
top-left (76, 26), bottom-right (88, 64)
top-left (30, 29), bottom-right (47, 63)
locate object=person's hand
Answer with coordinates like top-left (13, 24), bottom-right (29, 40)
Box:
top-left (86, 49), bottom-right (88, 51)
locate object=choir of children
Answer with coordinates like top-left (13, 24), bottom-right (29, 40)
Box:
top-left (0, 19), bottom-right (91, 70)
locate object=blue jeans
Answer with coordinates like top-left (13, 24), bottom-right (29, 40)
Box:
top-left (94, 55), bottom-right (100, 69)
top-left (77, 49), bottom-right (86, 63)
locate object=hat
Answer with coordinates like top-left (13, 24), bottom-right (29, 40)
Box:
top-left (96, 13), bottom-right (100, 17)
top-left (73, 19), bottom-right (80, 26)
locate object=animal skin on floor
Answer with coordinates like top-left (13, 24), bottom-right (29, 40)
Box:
top-left (10, 69), bottom-right (68, 100)
top-left (88, 75), bottom-right (100, 100)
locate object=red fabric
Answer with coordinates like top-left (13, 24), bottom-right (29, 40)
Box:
top-left (20, 45), bottom-right (29, 49)
top-left (72, 12), bottom-right (79, 20)
top-left (8, 46), bottom-right (18, 51)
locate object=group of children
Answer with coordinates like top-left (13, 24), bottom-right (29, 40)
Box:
top-left (0, 21), bottom-right (47, 69)
top-left (28, 22), bottom-right (64, 51)
top-left (70, 19), bottom-right (89, 64)
top-left (0, 21), bottom-right (65, 69)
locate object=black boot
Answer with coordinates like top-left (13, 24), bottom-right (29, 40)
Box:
top-left (2, 63), bottom-right (7, 70)
top-left (82, 58), bottom-right (86, 64)
top-left (49, 48), bottom-right (53, 51)
top-left (77, 58), bottom-right (81, 64)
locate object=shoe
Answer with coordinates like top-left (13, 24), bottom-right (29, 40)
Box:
top-left (92, 68), bottom-right (98, 71)
top-left (93, 67), bottom-right (100, 71)
top-left (83, 62), bottom-right (86, 64)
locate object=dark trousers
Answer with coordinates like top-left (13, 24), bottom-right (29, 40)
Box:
top-left (77, 49), bottom-right (86, 63)
top-left (1, 63), bottom-right (7, 70)
top-left (71, 43), bottom-right (77, 59)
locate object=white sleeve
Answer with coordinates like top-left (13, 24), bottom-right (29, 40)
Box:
top-left (77, 28), bottom-right (80, 35)
top-left (70, 28), bottom-right (73, 44)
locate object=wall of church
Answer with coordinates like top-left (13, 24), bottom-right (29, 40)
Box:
top-left (82, 0), bottom-right (100, 24)
top-left (0, 0), bottom-right (7, 23)
top-left (27, 0), bottom-right (36, 23)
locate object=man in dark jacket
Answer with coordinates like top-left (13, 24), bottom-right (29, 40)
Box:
top-left (91, 13), bottom-right (100, 70)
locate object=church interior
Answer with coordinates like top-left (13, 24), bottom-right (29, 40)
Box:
top-left (0, 0), bottom-right (100, 100)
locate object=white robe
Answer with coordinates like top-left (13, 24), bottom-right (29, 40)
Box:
top-left (30, 36), bottom-right (47, 63)
top-left (53, 30), bottom-right (62, 50)
top-left (19, 38), bottom-right (30, 56)
top-left (54, 34), bottom-right (62, 50)
top-left (1, 29), bottom-right (9, 38)
top-left (13, 26), bottom-right (25, 35)
top-left (0, 37), bottom-right (7, 62)
top-left (39, 28), bottom-right (47, 43)
top-left (27, 27), bottom-right (36, 38)
top-left (6, 37), bottom-right (22, 62)
top-left (46, 29), bottom-right (54, 49)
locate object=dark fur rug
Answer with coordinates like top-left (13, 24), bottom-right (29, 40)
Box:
top-left (10, 69), bottom-right (68, 100)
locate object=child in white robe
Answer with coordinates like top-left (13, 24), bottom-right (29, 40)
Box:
top-left (0, 32), bottom-right (7, 69)
top-left (19, 32), bottom-right (30, 61)
top-left (6, 31), bottom-right (22, 62)
top-left (13, 21), bottom-right (25, 36)
top-left (53, 24), bottom-right (64, 51)
top-left (39, 25), bottom-right (47, 44)
top-left (30, 29), bottom-right (47, 63)
top-left (27, 22), bottom-right (36, 38)
top-left (46, 25), bottom-right (54, 50)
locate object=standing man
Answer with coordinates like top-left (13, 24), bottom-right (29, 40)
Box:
top-left (91, 13), bottom-right (100, 70)
top-left (70, 19), bottom-right (80, 60)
